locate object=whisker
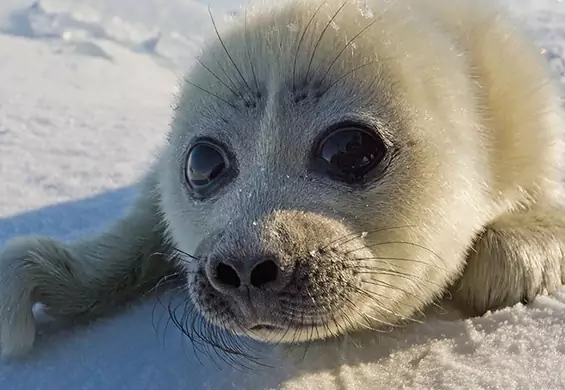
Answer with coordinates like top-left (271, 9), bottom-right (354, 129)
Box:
top-left (209, 325), bottom-right (253, 370)
top-left (362, 278), bottom-right (445, 313)
top-left (183, 310), bottom-right (229, 368)
top-left (322, 224), bottom-right (419, 250)
top-left (195, 58), bottom-right (241, 99)
top-left (302, 286), bottom-right (321, 358)
top-left (163, 284), bottom-right (262, 370)
top-left (215, 321), bottom-right (266, 367)
top-left (292, 1), bottom-right (326, 90)
top-left (150, 284), bottom-right (184, 337)
top-left (355, 268), bottom-right (446, 291)
top-left (304, 1), bottom-right (349, 84)
top-left (341, 295), bottom-right (383, 332)
top-left (297, 311), bottom-right (312, 362)
top-left (145, 271), bottom-right (184, 297)
top-left (175, 302), bottom-right (204, 365)
top-left (350, 286), bottom-right (408, 325)
top-left (177, 300), bottom-right (208, 367)
top-left (212, 56), bottom-right (250, 104)
top-left (184, 79), bottom-right (236, 109)
top-left (225, 322), bottom-right (268, 366)
top-left (316, 2), bottom-right (396, 84)
top-left (319, 61), bottom-right (375, 95)
top-left (345, 240), bottom-right (446, 265)
top-left (348, 256), bottom-right (449, 273)
top-left (330, 305), bottom-right (359, 347)
top-left (208, 7), bottom-right (255, 99)
top-left (244, 6), bottom-right (261, 97)
top-left (359, 279), bottom-right (430, 312)
top-left (167, 247), bottom-right (201, 262)
top-left (340, 310), bottom-right (366, 347)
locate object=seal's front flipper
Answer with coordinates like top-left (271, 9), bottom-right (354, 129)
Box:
top-left (0, 172), bottom-right (175, 358)
top-left (451, 205), bottom-right (565, 317)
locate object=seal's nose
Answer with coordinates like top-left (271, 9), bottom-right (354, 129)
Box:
top-left (206, 254), bottom-right (281, 292)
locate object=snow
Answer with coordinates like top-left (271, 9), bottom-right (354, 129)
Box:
top-left (0, 0), bottom-right (565, 388)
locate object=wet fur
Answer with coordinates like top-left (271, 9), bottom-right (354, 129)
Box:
top-left (1, 0), bottom-right (564, 361)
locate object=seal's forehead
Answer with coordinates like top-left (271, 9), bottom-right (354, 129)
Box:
top-left (208, 0), bottom-right (381, 84)
top-left (172, 0), bottom-right (400, 146)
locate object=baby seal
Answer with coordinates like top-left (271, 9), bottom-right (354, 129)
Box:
top-left (1, 0), bottom-right (565, 359)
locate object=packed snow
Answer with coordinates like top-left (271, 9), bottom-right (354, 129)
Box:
top-left (0, 0), bottom-right (565, 389)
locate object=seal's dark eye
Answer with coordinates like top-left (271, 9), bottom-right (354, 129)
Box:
top-left (185, 141), bottom-right (231, 197)
top-left (315, 126), bottom-right (387, 184)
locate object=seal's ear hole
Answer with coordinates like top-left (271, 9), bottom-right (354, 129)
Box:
top-left (311, 122), bottom-right (388, 184)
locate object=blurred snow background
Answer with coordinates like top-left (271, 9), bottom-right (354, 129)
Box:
top-left (0, 0), bottom-right (565, 389)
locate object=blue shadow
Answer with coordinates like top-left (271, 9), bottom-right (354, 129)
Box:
top-left (0, 186), bottom-right (138, 245)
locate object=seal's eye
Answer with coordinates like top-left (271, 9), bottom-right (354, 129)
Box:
top-left (185, 140), bottom-right (232, 197)
top-left (315, 126), bottom-right (387, 184)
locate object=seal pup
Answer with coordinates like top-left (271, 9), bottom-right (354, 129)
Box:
top-left (1, 0), bottom-right (564, 359)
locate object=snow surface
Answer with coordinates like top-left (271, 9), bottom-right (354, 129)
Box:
top-left (1, 0), bottom-right (565, 389)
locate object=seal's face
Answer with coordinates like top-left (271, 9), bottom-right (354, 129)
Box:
top-left (159, 0), bottom-right (492, 343)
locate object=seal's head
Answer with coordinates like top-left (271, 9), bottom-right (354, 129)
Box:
top-left (157, 0), bottom-right (557, 344)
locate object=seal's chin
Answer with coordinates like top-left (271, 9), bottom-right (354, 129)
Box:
top-left (249, 324), bottom-right (279, 332)
top-left (239, 320), bottom-right (334, 343)
top-left (241, 321), bottom-right (290, 338)
top-left (246, 324), bottom-right (285, 340)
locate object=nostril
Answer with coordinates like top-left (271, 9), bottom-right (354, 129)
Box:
top-left (250, 260), bottom-right (279, 288)
top-left (216, 262), bottom-right (241, 288)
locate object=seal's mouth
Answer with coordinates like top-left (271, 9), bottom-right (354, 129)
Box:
top-left (247, 321), bottom-right (327, 334)
top-left (249, 324), bottom-right (280, 332)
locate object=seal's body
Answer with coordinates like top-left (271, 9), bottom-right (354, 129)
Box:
top-left (1, 0), bottom-right (564, 358)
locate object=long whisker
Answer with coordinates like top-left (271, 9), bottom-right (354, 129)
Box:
top-left (184, 79), bottom-right (237, 109)
top-left (151, 283), bottom-right (184, 337)
top-left (167, 247), bottom-right (200, 262)
top-left (319, 61), bottom-right (375, 95)
top-left (195, 58), bottom-right (241, 99)
top-left (145, 271), bottom-right (184, 297)
top-left (317, 3), bottom-right (397, 86)
top-left (355, 267), bottom-right (446, 291)
top-left (304, 1), bottom-right (349, 83)
top-left (358, 279), bottom-right (430, 312)
top-left (329, 303), bottom-right (358, 347)
top-left (340, 295), bottom-right (384, 332)
top-left (350, 286), bottom-right (409, 325)
top-left (161, 279), bottom-right (268, 370)
top-left (348, 256), bottom-right (449, 273)
top-left (208, 7), bottom-right (255, 99)
top-left (361, 278), bottom-right (446, 313)
top-left (212, 56), bottom-right (250, 104)
top-left (299, 287), bottom-right (320, 360)
top-left (244, 6), bottom-right (261, 97)
top-left (292, 1), bottom-right (327, 90)
top-left (322, 224), bottom-right (419, 250)
top-left (345, 240), bottom-right (446, 264)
